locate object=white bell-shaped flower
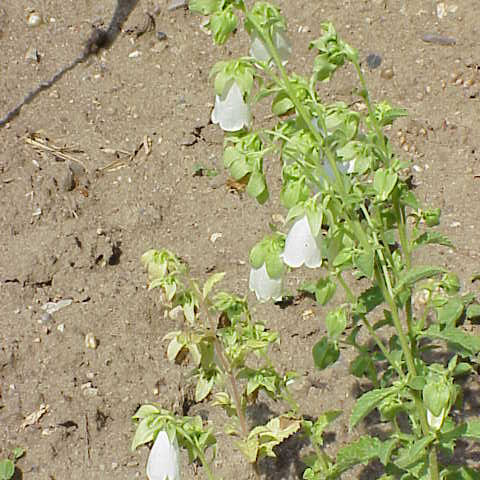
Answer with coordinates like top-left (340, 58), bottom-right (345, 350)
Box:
top-left (249, 263), bottom-right (283, 302)
top-left (250, 27), bottom-right (291, 64)
top-left (427, 408), bottom-right (445, 431)
top-left (282, 215), bottom-right (323, 268)
top-left (211, 80), bottom-right (250, 132)
top-left (147, 431), bottom-right (181, 480)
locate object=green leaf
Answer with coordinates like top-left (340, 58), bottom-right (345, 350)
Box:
top-left (442, 466), bottom-right (480, 480)
top-left (189, 0), bottom-right (221, 15)
top-left (407, 376), bottom-right (426, 391)
top-left (423, 208), bottom-right (441, 227)
top-left (131, 414), bottom-right (162, 451)
top-left (354, 248), bottom-right (374, 279)
top-left (350, 353), bottom-right (378, 384)
top-left (435, 297), bottom-right (464, 326)
top-left (373, 168), bottom-right (398, 201)
top-left (246, 171), bottom-right (267, 200)
top-left (335, 436), bottom-right (396, 473)
top-left (208, 7), bottom-right (237, 45)
top-left (395, 266), bottom-right (446, 292)
top-left (394, 434), bottom-right (434, 469)
top-left (421, 325), bottom-right (480, 358)
top-left (195, 372), bottom-right (215, 402)
top-left (166, 335), bottom-right (185, 363)
top-left (439, 420), bottom-right (480, 444)
top-left (314, 277), bottom-right (336, 306)
top-left (240, 417), bottom-right (301, 463)
top-left (350, 386), bottom-right (398, 429)
top-left (132, 404), bottom-right (161, 420)
top-left (413, 231), bottom-right (454, 249)
top-left (467, 304), bottom-right (480, 320)
top-left (0, 459), bottom-right (14, 480)
top-left (325, 308), bottom-right (347, 341)
top-left (423, 381), bottom-right (450, 416)
top-left (272, 91), bottom-right (294, 116)
top-left (11, 448), bottom-right (25, 461)
top-left (354, 286), bottom-right (384, 315)
top-left (312, 337), bottom-right (340, 370)
top-left (203, 272), bottom-right (226, 299)
top-left (304, 411), bottom-right (342, 447)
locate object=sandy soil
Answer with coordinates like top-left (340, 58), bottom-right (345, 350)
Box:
top-left (1, 0), bottom-right (479, 478)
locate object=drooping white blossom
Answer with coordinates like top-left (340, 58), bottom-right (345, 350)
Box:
top-left (147, 431), bottom-right (181, 480)
top-left (282, 215), bottom-right (323, 269)
top-left (211, 80), bottom-right (250, 132)
top-left (249, 263), bottom-right (283, 302)
top-left (250, 27), bottom-right (291, 64)
top-left (427, 408), bottom-right (445, 431)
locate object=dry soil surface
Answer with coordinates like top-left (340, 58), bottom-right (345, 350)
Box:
top-left (1, 1), bottom-right (479, 479)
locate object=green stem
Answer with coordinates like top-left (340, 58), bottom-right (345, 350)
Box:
top-left (245, 12), bottom-right (346, 196)
top-left (362, 317), bottom-right (404, 380)
top-left (196, 446), bottom-right (217, 480)
top-left (189, 279), bottom-right (249, 440)
top-left (429, 447), bottom-right (440, 480)
top-left (374, 268), bottom-right (415, 376)
top-left (352, 60), bottom-right (388, 164)
top-left (336, 273), bottom-right (403, 379)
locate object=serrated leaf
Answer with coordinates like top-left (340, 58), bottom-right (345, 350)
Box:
top-left (354, 248), bottom-right (374, 279)
top-left (354, 285), bottom-right (384, 315)
top-left (435, 297), bottom-right (464, 327)
top-left (335, 436), bottom-right (393, 472)
top-left (203, 272), bottom-right (226, 299)
top-left (308, 411), bottom-right (342, 446)
top-left (413, 231), bottom-right (454, 249)
top-left (350, 386), bottom-right (398, 429)
top-left (421, 325), bottom-right (480, 358)
top-left (394, 435), bottom-right (434, 469)
top-left (350, 353), bottom-right (378, 384)
top-left (439, 420), bottom-right (480, 445)
top-left (396, 266), bottom-right (446, 292)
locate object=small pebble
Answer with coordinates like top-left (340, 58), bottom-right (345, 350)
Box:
top-left (156, 31), bottom-right (167, 41)
top-left (128, 50), bottom-right (141, 58)
top-left (210, 232), bottom-right (222, 243)
top-left (27, 11), bottom-right (42, 27)
top-left (366, 53), bottom-right (382, 69)
top-left (40, 312), bottom-right (53, 324)
top-left (25, 46), bottom-right (39, 63)
top-left (381, 67), bottom-right (394, 80)
top-left (85, 332), bottom-right (98, 349)
top-left (422, 33), bottom-right (456, 46)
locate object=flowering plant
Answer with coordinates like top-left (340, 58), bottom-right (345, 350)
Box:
top-left (132, 1), bottom-right (480, 479)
